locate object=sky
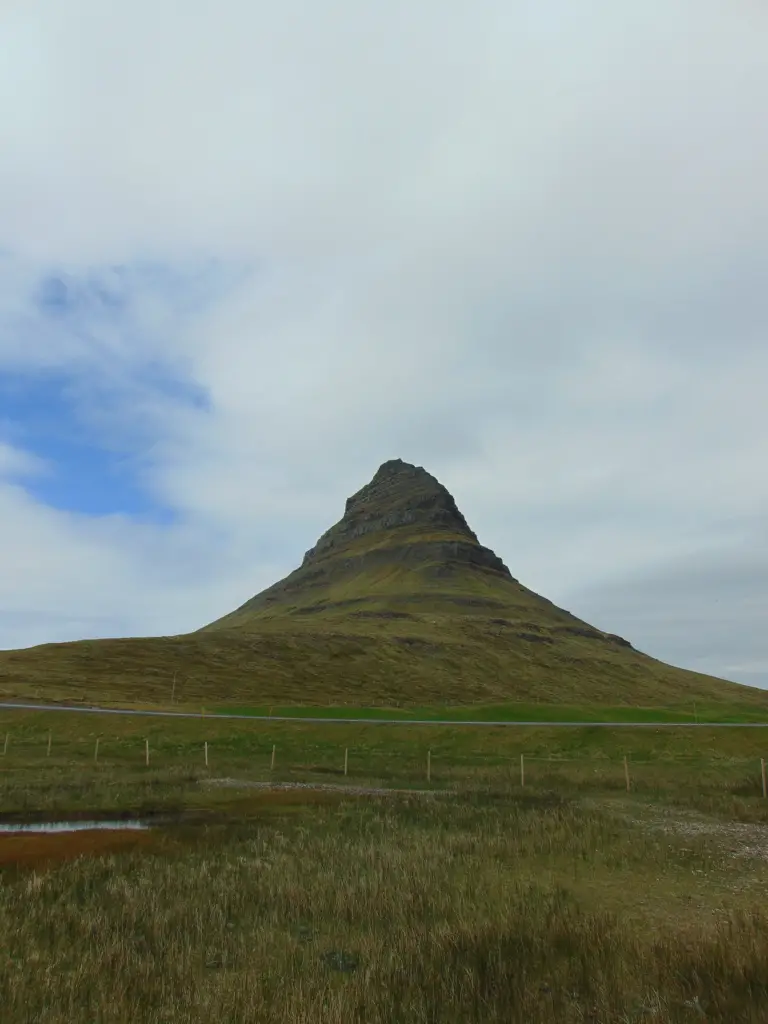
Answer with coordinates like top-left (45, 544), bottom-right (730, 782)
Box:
top-left (0, 0), bottom-right (766, 689)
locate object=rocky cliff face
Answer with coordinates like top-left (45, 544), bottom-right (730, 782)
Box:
top-left (205, 459), bottom-right (515, 624)
top-left (301, 459), bottom-right (509, 574)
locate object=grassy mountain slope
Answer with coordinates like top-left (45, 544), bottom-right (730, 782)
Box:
top-left (0, 459), bottom-right (765, 711)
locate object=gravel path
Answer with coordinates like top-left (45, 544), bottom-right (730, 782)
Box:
top-left (201, 778), bottom-right (447, 797)
top-left (615, 804), bottom-right (768, 861)
top-left (641, 815), bottom-right (768, 860)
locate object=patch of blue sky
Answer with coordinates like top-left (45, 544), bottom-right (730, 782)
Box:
top-left (0, 256), bottom-right (248, 522)
top-left (0, 369), bottom-right (176, 522)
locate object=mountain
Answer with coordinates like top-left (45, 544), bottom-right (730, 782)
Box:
top-left (201, 458), bottom-right (517, 631)
top-left (0, 459), bottom-right (765, 709)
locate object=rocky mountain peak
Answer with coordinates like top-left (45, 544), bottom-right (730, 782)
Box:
top-left (301, 459), bottom-right (482, 566)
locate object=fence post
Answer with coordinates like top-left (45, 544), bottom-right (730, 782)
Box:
top-left (344, 747), bottom-right (348, 777)
top-left (145, 739), bottom-right (149, 767)
top-left (47, 731), bottom-right (52, 757)
top-left (270, 744), bottom-right (276, 771)
top-left (427, 749), bottom-right (431, 783)
top-left (205, 741), bottom-right (209, 768)
top-left (624, 755), bottom-right (631, 792)
top-left (762, 758), bottom-right (767, 799)
top-left (520, 753), bottom-right (525, 787)
top-left (94, 738), bottom-right (100, 764)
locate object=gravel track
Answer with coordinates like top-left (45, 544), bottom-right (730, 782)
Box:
top-left (201, 778), bottom-right (447, 797)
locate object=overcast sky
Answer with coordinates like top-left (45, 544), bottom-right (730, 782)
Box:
top-left (0, 1), bottom-right (766, 689)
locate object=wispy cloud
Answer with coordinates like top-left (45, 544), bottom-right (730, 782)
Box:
top-left (0, 0), bottom-right (766, 686)
top-left (0, 439), bottom-right (48, 480)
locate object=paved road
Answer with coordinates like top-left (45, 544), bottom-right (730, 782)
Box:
top-left (0, 700), bottom-right (766, 727)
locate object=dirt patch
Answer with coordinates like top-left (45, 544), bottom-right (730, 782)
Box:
top-left (516, 632), bottom-right (554, 644)
top-left (348, 610), bottom-right (415, 620)
top-left (0, 828), bottom-right (157, 871)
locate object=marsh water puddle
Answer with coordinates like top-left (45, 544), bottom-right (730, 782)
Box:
top-left (0, 789), bottom-right (348, 870)
top-left (0, 819), bottom-right (158, 869)
top-left (0, 821), bottom-right (148, 834)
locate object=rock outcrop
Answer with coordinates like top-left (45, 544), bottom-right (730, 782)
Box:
top-left (301, 459), bottom-right (508, 573)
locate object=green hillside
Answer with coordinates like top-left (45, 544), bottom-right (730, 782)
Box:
top-left (0, 459), bottom-right (765, 712)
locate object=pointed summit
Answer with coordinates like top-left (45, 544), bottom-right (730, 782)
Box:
top-left (345, 458), bottom-right (473, 531)
top-left (301, 458), bottom-right (497, 567)
top-left (203, 459), bottom-right (513, 629)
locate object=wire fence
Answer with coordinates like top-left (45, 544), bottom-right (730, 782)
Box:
top-left (1, 729), bottom-right (766, 798)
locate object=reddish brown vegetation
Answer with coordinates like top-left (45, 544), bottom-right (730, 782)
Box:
top-left (0, 829), bottom-right (156, 870)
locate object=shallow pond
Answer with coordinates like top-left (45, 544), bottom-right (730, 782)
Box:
top-left (0, 821), bottom-right (148, 834)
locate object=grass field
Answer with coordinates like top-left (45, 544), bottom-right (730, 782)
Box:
top-left (7, 457), bottom-right (768, 1019)
top-left (2, 708), bottom-right (768, 809)
top-left (2, 708), bottom-right (768, 1022)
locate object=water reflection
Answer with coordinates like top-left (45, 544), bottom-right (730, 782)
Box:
top-left (0, 821), bottom-right (148, 834)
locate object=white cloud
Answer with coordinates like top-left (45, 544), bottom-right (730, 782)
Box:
top-left (0, 439), bottom-right (47, 479)
top-left (0, 0), bottom-right (766, 687)
top-left (0, 465), bottom-right (288, 648)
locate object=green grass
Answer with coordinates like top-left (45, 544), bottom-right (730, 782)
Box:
top-left (2, 736), bottom-right (768, 1020)
top-left (1, 624), bottom-right (767, 714)
top-left (2, 709), bottom-right (768, 817)
top-left (3, 523), bottom-right (768, 714)
top-left (3, 710), bottom-right (768, 1019)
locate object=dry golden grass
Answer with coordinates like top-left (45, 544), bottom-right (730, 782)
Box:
top-left (2, 711), bottom-right (768, 1021)
top-left (1, 788), bottom-right (768, 1022)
